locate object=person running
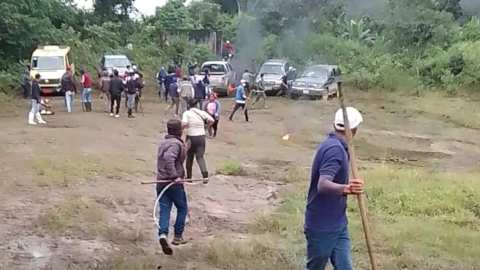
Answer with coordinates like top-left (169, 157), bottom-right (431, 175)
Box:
top-left (80, 69), bottom-right (93, 112)
top-left (20, 67), bottom-right (31, 99)
top-left (61, 66), bottom-right (76, 113)
top-left (181, 99), bottom-right (214, 181)
top-left (276, 73), bottom-right (288, 97)
top-left (203, 93), bottom-right (221, 138)
top-left (203, 68), bottom-right (211, 95)
top-left (133, 73), bottom-right (144, 114)
top-left (286, 66), bottom-right (296, 97)
top-left (304, 107), bottom-right (364, 270)
top-left (175, 64), bottom-right (182, 83)
top-left (109, 69), bottom-right (124, 118)
top-left (179, 77), bottom-right (194, 114)
top-left (228, 80), bottom-right (250, 122)
top-left (99, 71), bottom-right (111, 112)
top-left (165, 77), bottom-right (180, 116)
top-left (251, 73), bottom-right (268, 109)
top-left (194, 79), bottom-right (207, 109)
top-left (157, 119), bottom-right (190, 255)
top-left (28, 73), bottom-right (47, 125)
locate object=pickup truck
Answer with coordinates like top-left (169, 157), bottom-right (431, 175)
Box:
top-left (200, 61), bottom-right (236, 97)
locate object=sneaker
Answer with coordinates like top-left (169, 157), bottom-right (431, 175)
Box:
top-left (159, 234), bottom-right (173, 255)
top-left (171, 236), bottom-right (188, 246)
top-left (109, 113), bottom-right (114, 117)
top-left (115, 114), bottom-right (120, 118)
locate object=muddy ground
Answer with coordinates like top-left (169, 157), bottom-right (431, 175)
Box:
top-left (0, 89), bottom-right (478, 269)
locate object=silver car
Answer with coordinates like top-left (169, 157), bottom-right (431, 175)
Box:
top-left (290, 65), bottom-right (342, 100)
top-left (200, 61), bottom-right (236, 96)
top-left (254, 59), bottom-right (291, 95)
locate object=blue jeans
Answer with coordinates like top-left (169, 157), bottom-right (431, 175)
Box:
top-left (304, 227), bottom-right (353, 270)
top-left (65, 92), bottom-right (75, 113)
top-left (157, 185), bottom-right (188, 238)
top-left (82, 88), bottom-right (92, 102)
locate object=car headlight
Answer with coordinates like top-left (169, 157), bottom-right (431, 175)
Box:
top-left (313, 84), bottom-right (322, 89)
top-left (292, 82), bottom-right (299, 86)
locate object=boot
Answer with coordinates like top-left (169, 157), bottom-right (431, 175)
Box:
top-left (171, 236), bottom-right (188, 245)
top-left (86, 102), bottom-right (92, 111)
top-left (202, 171), bottom-right (209, 184)
top-left (82, 102), bottom-right (86, 111)
top-left (127, 108), bottom-right (134, 118)
top-left (28, 112), bottom-right (36, 125)
top-left (159, 234), bottom-right (173, 255)
top-left (35, 112), bottom-right (46, 124)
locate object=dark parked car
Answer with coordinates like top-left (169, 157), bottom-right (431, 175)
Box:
top-left (254, 59), bottom-right (292, 95)
top-left (290, 65), bottom-right (342, 100)
top-left (96, 55), bottom-right (132, 78)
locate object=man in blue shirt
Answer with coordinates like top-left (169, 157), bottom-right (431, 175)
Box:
top-left (304, 107), bottom-right (364, 270)
top-left (228, 79), bottom-right (250, 122)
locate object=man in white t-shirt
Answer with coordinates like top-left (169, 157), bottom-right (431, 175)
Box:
top-left (181, 99), bottom-right (215, 182)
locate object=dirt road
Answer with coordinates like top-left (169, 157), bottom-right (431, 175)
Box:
top-left (0, 90), bottom-right (478, 269)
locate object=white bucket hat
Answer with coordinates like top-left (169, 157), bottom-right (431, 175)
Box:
top-left (334, 107), bottom-right (363, 130)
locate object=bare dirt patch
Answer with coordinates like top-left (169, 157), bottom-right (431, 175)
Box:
top-left (0, 89), bottom-right (478, 269)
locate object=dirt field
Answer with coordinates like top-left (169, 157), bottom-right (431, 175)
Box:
top-left (0, 89), bottom-right (479, 270)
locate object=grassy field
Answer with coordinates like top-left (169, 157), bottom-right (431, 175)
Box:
top-left (0, 89), bottom-right (478, 270)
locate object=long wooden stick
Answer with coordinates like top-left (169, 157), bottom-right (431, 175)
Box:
top-left (140, 178), bottom-right (209, 185)
top-left (337, 82), bottom-right (377, 270)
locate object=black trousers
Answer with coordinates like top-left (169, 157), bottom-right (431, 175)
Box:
top-left (207, 117), bottom-right (219, 137)
top-left (110, 94), bottom-right (121, 115)
top-left (185, 135), bottom-right (208, 179)
top-left (229, 103), bottom-right (249, 121)
top-left (21, 84), bottom-right (30, 99)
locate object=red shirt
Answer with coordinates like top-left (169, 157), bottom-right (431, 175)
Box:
top-left (82, 73), bottom-right (92, 88)
top-left (225, 43), bottom-right (233, 52)
top-left (175, 67), bottom-right (181, 78)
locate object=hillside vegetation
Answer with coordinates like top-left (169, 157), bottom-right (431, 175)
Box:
top-left (1, 0), bottom-right (480, 94)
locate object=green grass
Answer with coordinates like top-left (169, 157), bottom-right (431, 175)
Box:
top-left (216, 158), bottom-right (246, 176)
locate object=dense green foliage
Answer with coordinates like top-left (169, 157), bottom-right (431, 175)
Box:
top-left (1, 0), bottom-right (480, 94)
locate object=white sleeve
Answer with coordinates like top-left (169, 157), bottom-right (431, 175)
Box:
top-left (181, 111), bottom-right (189, 124)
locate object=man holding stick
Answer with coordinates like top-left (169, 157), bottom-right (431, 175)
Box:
top-left (304, 107), bottom-right (364, 270)
top-left (156, 119), bottom-right (191, 255)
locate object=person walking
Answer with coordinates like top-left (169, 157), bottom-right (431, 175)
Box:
top-left (165, 77), bottom-right (180, 116)
top-left (157, 66), bottom-right (167, 100)
top-left (175, 64), bottom-right (182, 84)
top-left (251, 73), bottom-right (268, 109)
top-left (181, 99), bottom-right (214, 181)
top-left (178, 77), bottom-right (194, 114)
top-left (20, 68), bottom-right (31, 99)
top-left (156, 119), bottom-right (190, 256)
top-left (99, 71), bottom-right (111, 112)
top-left (304, 107), bottom-right (364, 270)
top-left (194, 79), bottom-right (207, 109)
top-left (228, 80), bottom-right (250, 122)
top-left (108, 69), bottom-right (124, 118)
top-left (80, 69), bottom-right (93, 112)
top-left (28, 74), bottom-right (47, 125)
top-left (241, 69), bottom-right (255, 95)
top-left (61, 66), bottom-right (76, 113)
top-left (203, 68), bottom-right (211, 95)
top-left (203, 93), bottom-right (221, 138)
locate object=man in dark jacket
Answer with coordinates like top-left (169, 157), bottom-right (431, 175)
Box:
top-left (157, 66), bottom-right (167, 99)
top-left (62, 67), bottom-right (77, 113)
top-left (109, 69), bottom-right (124, 118)
top-left (20, 68), bottom-right (31, 99)
top-left (157, 119), bottom-right (190, 256)
top-left (125, 71), bottom-right (137, 118)
top-left (28, 73), bottom-right (46, 125)
top-left (165, 77), bottom-right (180, 116)
top-left (187, 61), bottom-right (197, 82)
top-left (194, 80), bottom-right (206, 109)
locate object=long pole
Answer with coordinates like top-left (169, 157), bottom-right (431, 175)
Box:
top-left (337, 82), bottom-right (378, 270)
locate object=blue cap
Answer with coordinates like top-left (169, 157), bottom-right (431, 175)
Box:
top-left (172, 77), bottom-right (177, 83)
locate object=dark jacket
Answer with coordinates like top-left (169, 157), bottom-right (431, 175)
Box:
top-left (61, 71), bottom-right (76, 92)
top-left (194, 82), bottom-right (206, 99)
top-left (188, 63), bottom-right (197, 76)
top-left (126, 77), bottom-right (137, 95)
top-left (109, 75), bottom-right (124, 96)
top-left (168, 64), bottom-right (176, 74)
top-left (21, 70), bottom-right (30, 86)
top-left (31, 80), bottom-right (41, 101)
top-left (156, 135), bottom-right (186, 190)
top-left (169, 82), bottom-right (179, 98)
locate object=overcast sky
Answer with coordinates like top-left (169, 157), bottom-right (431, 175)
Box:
top-left (74, 0), bottom-right (192, 16)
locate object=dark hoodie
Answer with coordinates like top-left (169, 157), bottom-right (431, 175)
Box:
top-left (156, 134), bottom-right (186, 191)
top-left (194, 81), bottom-right (206, 99)
top-left (21, 69), bottom-right (30, 86)
top-left (188, 63), bottom-right (197, 76)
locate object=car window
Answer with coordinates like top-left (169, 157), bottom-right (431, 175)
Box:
top-left (31, 56), bottom-right (65, 70)
top-left (336, 68), bottom-right (341, 76)
top-left (104, 57), bottom-right (130, 68)
top-left (285, 62), bottom-right (290, 71)
top-left (259, 64), bottom-right (284, 75)
top-left (300, 67), bottom-right (329, 80)
top-left (201, 63), bottom-right (227, 74)
top-left (227, 63), bottom-right (233, 72)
